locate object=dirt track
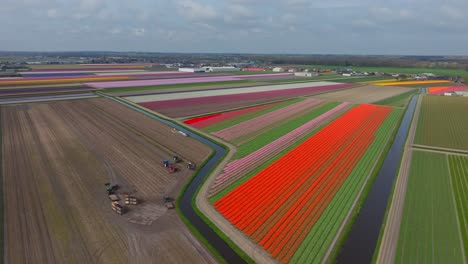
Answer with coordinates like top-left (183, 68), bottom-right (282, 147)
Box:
top-left (1, 98), bottom-right (214, 264)
top-left (312, 85), bottom-right (412, 103)
top-left (376, 95), bottom-right (422, 264)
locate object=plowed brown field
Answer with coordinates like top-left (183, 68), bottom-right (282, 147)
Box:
top-left (1, 98), bottom-right (214, 264)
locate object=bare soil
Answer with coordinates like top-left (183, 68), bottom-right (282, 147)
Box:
top-left (312, 85), bottom-right (413, 103)
top-left (1, 98), bottom-right (215, 264)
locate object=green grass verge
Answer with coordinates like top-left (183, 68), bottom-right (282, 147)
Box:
top-left (374, 89), bottom-right (419, 107)
top-left (202, 98), bottom-right (304, 133)
top-left (103, 80), bottom-right (256, 94)
top-left (233, 102), bottom-right (341, 160)
top-left (448, 155), bottom-right (468, 258)
top-left (395, 151), bottom-right (464, 263)
top-left (299, 65), bottom-right (468, 78)
top-left (290, 108), bottom-right (403, 264)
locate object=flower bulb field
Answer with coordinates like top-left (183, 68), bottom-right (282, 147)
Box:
top-left (377, 95), bottom-right (468, 264)
top-left (1, 63), bottom-right (467, 264)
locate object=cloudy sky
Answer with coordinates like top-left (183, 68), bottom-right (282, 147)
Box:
top-left (1, 0), bottom-right (467, 55)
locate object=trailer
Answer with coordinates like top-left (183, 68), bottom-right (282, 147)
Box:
top-left (124, 194), bottom-right (138, 205)
top-left (111, 201), bottom-right (125, 215)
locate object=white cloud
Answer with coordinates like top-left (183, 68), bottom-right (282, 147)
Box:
top-left (79, 0), bottom-right (105, 11)
top-left (132, 28), bottom-right (145, 37)
top-left (110, 28), bottom-right (121, 34)
top-left (441, 5), bottom-right (464, 20)
top-left (177, 0), bottom-right (218, 21)
top-left (228, 5), bottom-right (253, 17)
top-left (47, 9), bottom-right (58, 18)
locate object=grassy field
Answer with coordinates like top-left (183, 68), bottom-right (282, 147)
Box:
top-left (202, 98), bottom-right (303, 133)
top-left (396, 151), bottom-right (465, 263)
top-left (300, 65), bottom-right (468, 78)
top-left (415, 95), bottom-right (468, 150)
top-left (103, 80), bottom-right (256, 94)
top-left (449, 155), bottom-right (468, 256)
top-left (232, 102), bottom-right (341, 160)
top-left (374, 89), bottom-right (419, 107)
top-left (290, 108), bottom-right (402, 264)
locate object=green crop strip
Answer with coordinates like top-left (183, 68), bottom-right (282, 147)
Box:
top-left (396, 152), bottom-right (464, 263)
top-left (449, 155), bottom-right (468, 258)
top-left (374, 89), bottom-right (419, 107)
top-left (233, 102), bottom-right (341, 160)
top-left (202, 98), bottom-right (304, 133)
top-left (289, 108), bottom-right (402, 264)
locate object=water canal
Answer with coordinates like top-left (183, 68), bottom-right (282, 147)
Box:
top-left (336, 96), bottom-right (418, 263)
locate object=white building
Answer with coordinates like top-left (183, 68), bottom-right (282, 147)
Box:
top-left (178, 68), bottom-right (206, 73)
top-left (295, 72), bottom-right (319, 77)
top-left (272, 67), bottom-right (285, 72)
top-left (204, 66), bottom-right (240, 72)
top-left (342, 73), bottom-right (352, 77)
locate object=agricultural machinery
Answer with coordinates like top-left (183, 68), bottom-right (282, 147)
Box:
top-left (163, 160), bottom-right (177, 173)
top-left (187, 162), bottom-right (196, 170)
top-left (173, 153), bottom-right (181, 163)
top-left (163, 196), bottom-right (175, 209)
top-left (105, 183), bottom-right (119, 195)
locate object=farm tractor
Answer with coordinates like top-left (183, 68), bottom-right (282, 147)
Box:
top-left (187, 161), bottom-right (196, 170)
top-left (172, 153), bottom-right (181, 163)
top-left (163, 160), bottom-right (177, 173)
top-left (105, 183), bottom-right (119, 195)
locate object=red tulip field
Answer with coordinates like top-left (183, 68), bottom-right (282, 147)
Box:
top-left (214, 104), bottom-right (403, 263)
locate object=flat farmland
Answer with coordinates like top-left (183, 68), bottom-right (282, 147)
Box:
top-left (214, 104), bottom-right (402, 263)
top-left (415, 95), bottom-right (468, 150)
top-left (131, 82), bottom-right (354, 118)
top-left (374, 89), bottom-right (419, 107)
top-left (311, 85), bottom-right (413, 103)
top-left (1, 98), bottom-right (214, 264)
top-left (396, 151), bottom-right (465, 263)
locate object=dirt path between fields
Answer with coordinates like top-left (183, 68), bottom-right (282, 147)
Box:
top-left (191, 125), bottom-right (278, 264)
top-left (376, 95), bottom-right (422, 264)
top-left (412, 144), bottom-right (468, 154)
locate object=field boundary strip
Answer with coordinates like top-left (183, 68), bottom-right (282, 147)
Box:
top-left (446, 155), bottom-right (468, 263)
top-left (412, 144), bottom-right (468, 155)
top-left (376, 95), bottom-right (422, 264)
